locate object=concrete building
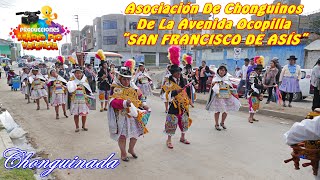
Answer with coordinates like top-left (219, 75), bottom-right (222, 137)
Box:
top-left (81, 25), bottom-right (94, 52)
top-left (61, 43), bottom-right (72, 56)
top-left (70, 30), bottom-right (80, 52)
top-left (92, 14), bottom-right (175, 66)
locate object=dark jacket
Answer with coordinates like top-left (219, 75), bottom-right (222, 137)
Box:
top-left (168, 74), bottom-right (190, 115)
top-left (97, 68), bottom-right (112, 91)
top-left (275, 63), bottom-right (282, 84)
top-left (249, 73), bottom-right (264, 97)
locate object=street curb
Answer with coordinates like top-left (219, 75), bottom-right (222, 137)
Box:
top-left (0, 114), bottom-right (14, 154)
top-left (0, 129), bottom-right (13, 149)
top-left (152, 91), bottom-right (305, 121)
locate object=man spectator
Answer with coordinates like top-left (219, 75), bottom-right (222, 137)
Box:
top-left (235, 67), bottom-right (241, 78)
top-left (237, 58), bottom-right (250, 97)
top-left (199, 61), bottom-right (209, 94)
top-left (0, 65), bottom-right (3, 79)
top-left (4, 64), bottom-right (10, 77)
top-left (272, 57), bottom-right (282, 84)
top-left (84, 64), bottom-right (97, 93)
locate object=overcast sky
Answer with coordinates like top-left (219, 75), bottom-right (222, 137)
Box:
top-left (0, 0), bottom-right (319, 57)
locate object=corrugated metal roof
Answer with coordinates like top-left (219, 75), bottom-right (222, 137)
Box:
top-left (305, 39), bottom-right (320, 51)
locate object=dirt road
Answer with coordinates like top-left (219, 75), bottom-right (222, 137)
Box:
top-left (0, 72), bottom-right (313, 180)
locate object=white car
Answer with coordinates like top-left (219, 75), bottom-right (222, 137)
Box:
top-left (35, 58), bottom-right (44, 63)
top-left (296, 69), bottom-right (313, 101)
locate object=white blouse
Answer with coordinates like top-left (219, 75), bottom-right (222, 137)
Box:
top-left (279, 64), bottom-right (301, 82)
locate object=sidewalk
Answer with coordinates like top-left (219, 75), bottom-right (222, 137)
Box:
top-left (152, 89), bottom-right (311, 121)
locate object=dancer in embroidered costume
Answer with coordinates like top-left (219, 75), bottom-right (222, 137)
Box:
top-left (108, 62), bottom-right (150, 162)
top-left (20, 66), bottom-right (31, 103)
top-left (247, 56), bottom-right (266, 123)
top-left (47, 69), bottom-right (69, 119)
top-left (206, 65), bottom-right (241, 131)
top-left (162, 45), bottom-right (192, 149)
top-left (67, 67), bottom-right (92, 132)
top-left (133, 62), bottom-right (153, 98)
top-left (29, 66), bottom-right (49, 110)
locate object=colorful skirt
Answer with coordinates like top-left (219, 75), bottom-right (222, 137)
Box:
top-left (119, 117), bottom-right (143, 139)
top-left (279, 76), bottom-right (300, 93)
top-left (164, 113), bottom-right (189, 136)
top-left (99, 90), bottom-right (110, 103)
top-left (137, 83), bottom-right (153, 97)
top-left (21, 85), bottom-right (29, 95)
top-left (207, 95), bottom-right (241, 113)
top-left (51, 93), bottom-right (66, 106)
top-left (31, 89), bottom-right (48, 99)
top-left (248, 96), bottom-right (260, 113)
top-left (70, 102), bottom-right (89, 116)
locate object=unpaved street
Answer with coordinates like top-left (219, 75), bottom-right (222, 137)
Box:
top-left (0, 71), bottom-right (313, 180)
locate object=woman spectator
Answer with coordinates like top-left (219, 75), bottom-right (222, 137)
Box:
top-left (263, 60), bottom-right (279, 104)
top-left (311, 58), bottom-right (320, 112)
top-left (279, 55), bottom-right (301, 107)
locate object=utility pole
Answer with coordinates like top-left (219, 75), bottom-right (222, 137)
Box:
top-left (74, 15), bottom-right (81, 52)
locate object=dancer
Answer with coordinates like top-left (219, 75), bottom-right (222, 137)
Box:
top-left (133, 62), bottom-right (153, 97)
top-left (29, 66), bottom-right (49, 110)
top-left (206, 65), bottom-right (241, 130)
top-left (47, 69), bottom-right (68, 119)
top-left (160, 64), bottom-right (171, 113)
top-left (20, 66), bottom-right (31, 103)
top-left (162, 45), bottom-right (192, 149)
top-left (183, 54), bottom-right (197, 107)
top-left (67, 67), bottom-right (92, 132)
top-left (279, 55), bottom-right (301, 107)
top-left (108, 65), bottom-right (150, 162)
top-left (247, 61), bottom-right (265, 123)
top-left (98, 61), bottom-right (112, 112)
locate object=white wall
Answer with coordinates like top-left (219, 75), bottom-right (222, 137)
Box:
top-left (202, 49), bottom-right (223, 61)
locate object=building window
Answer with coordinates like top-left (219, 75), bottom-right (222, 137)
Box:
top-left (181, 45), bottom-right (187, 50)
top-left (211, 48), bottom-right (223, 53)
top-left (103, 36), bottom-right (117, 45)
top-left (129, 22), bottom-right (137, 30)
top-left (103, 20), bottom-right (117, 30)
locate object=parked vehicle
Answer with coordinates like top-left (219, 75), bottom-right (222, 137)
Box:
top-left (35, 57), bottom-right (44, 63)
top-left (77, 52), bottom-right (123, 71)
top-left (234, 68), bottom-right (313, 102)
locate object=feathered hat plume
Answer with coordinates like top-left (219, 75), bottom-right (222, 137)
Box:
top-left (57, 56), bottom-right (65, 64)
top-left (124, 59), bottom-right (136, 74)
top-left (68, 56), bottom-right (77, 65)
top-left (95, 49), bottom-right (106, 61)
top-left (254, 56), bottom-right (265, 67)
top-left (183, 54), bottom-right (192, 65)
top-left (168, 45), bottom-right (180, 66)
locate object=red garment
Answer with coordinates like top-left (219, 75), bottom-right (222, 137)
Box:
top-left (7, 72), bottom-right (15, 81)
top-left (110, 99), bottom-right (125, 109)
